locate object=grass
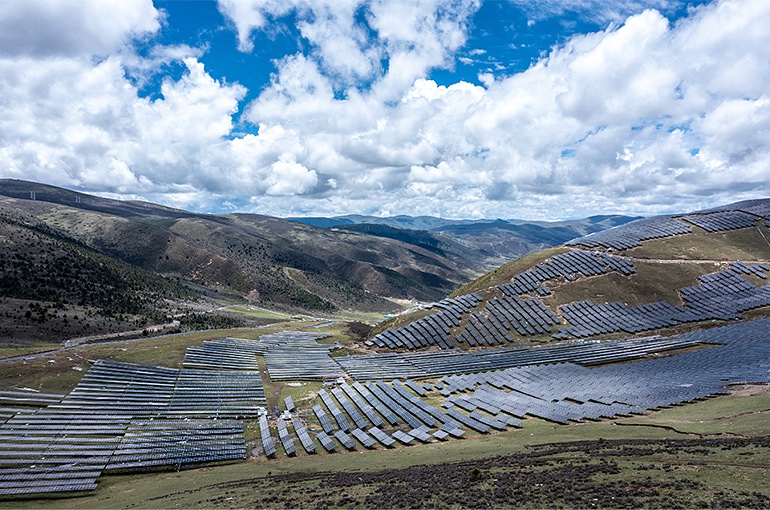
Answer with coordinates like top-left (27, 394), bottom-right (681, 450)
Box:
top-left (219, 304), bottom-right (292, 319)
top-left (625, 224), bottom-right (770, 261)
top-left (617, 385), bottom-right (770, 436)
top-left (7, 386), bottom-right (770, 509)
top-left (0, 341), bottom-right (60, 359)
top-left (544, 260), bottom-right (720, 309)
top-left (450, 246), bottom-right (570, 297)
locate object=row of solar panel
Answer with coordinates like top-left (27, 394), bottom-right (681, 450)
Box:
top-left (441, 318), bottom-right (770, 425)
top-left (555, 265), bottom-right (770, 340)
top-left (568, 205), bottom-right (770, 250)
top-left (680, 210), bottom-right (758, 232)
top-left (337, 335), bottom-right (700, 381)
top-left (366, 295), bottom-right (482, 350)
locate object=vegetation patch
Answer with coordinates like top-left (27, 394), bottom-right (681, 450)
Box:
top-left (625, 224), bottom-right (770, 261)
top-left (544, 260), bottom-right (721, 309)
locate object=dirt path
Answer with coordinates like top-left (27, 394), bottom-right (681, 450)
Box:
top-left (62, 321), bottom-right (181, 348)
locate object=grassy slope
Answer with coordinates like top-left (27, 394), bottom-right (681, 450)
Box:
top-left (626, 224), bottom-right (770, 261)
top-left (450, 246), bottom-right (570, 297)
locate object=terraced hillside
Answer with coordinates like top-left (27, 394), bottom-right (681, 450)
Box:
top-left (367, 199), bottom-right (770, 350)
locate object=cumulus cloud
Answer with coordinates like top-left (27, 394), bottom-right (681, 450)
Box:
top-left (2, 0), bottom-right (770, 220)
top-left (0, 0), bottom-right (160, 57)
top-left (224, 0), bottom-right (770, 217)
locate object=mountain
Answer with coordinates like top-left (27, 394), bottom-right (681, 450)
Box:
top-left (288, 214), bottom-right (639, 265)
top-left (367, 199), bottom-right (770, 350)
top-left (0, 179), bottom-right (485, 343)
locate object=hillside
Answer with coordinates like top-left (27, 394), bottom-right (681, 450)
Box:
top-left (367, 199), bottom-right (770, 350)
top-left (288, 214), bottom-right (639, 264)
top-left (0, 179), bottom-right (486, 343)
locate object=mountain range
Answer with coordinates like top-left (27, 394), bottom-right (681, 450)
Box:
top-left (0, 179), bottom-right (636, 344)
top-left (289, 214), bottom-right (639, 263)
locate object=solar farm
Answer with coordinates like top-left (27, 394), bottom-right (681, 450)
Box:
top-left (1, 201), bottom-right (770, 501)
top-left (3, 313), bottom-right (770, 498)
top-left (369, 203), bottom-right (770, 349)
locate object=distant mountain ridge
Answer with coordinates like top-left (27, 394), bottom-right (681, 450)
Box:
top-left (288, 213), bottom-right (640, 263)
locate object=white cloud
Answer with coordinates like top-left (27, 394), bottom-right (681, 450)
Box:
top-left (225, 0), bottom-right (770, 218)
top-left (504, 0), bottom-right (687, 25)
top-left (0, 0), bottom-right (160, 57)
top-left (2, 0), bottom-right (770, 220)
top-left (216, 0), bottom-right (295, 52)
top-left (0, 55), bottom-right (247, 193)
top-left (266, 157), bottom-right (319, 195)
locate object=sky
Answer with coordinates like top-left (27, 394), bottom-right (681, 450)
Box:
top-left (1, 0), bottom-right (769, 220)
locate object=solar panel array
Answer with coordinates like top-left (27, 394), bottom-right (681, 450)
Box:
top-left (21, 318), bottom-right (752, 471)
top-left (680, 269), bottom-right (770, 320)
top-left (440, 318), bottom-right (770, 424)
top-left (568, 216), bottom-right (692, 250)
top-left (50, 359), bottom-right (267, 418)
top-left (337, 336), bottom-right (698, 380)
top-left (4, 287), bottom-right (770, 492)
top-left (183, 337), bottom-right (263, 370)
top-left (257, 332), bottom-right (346, 380)
top-left (106, 419), bottom-right (246, 470)
top-left (0, 411), bottom-right (124, 495)
top-left (458, 296), bottom-right (561, 346)
top-left (555, 264), bottom-right (770, 340)
top-left (366, 251), bottom-right (637, 351)
top-left (731, 261), bottom-right (770, 279)
top-left (506, 250), bottom-right (635, 296)
top-left (737, 201), bottom-right (770, 220)
top-left (0, 356), bottom-right (261, 496)
top-left (366, 295), bottom-right (481, 349)
top-left (0, 391), bottom-right (64, 408)
top-left (0, 408), bottom-right (247, 496)
top-left (170, 369), bottom-right (267, 418)
top-left (554, 300), bottom-right (704, 339)
top-left (268, 377), bottom-right (474, 455)
top-left (680, 210), bottom-right (758, 232)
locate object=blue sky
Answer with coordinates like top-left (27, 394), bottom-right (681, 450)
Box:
top-left (0, 0), bottom-right (768, 220)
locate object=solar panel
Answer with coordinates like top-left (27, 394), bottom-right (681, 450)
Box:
top-left (333, 430), bottom-right (356, 450)
top-left (350, 428), bottom-right (376, 448)
top-left (567, 215), bottom-right (692, 250)
top-left (291, 418), bottom-right (317, 454)
top-left (315, 431), bottom-right (336, 452)
top-left (367, 427), bottom-right (395, 447)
